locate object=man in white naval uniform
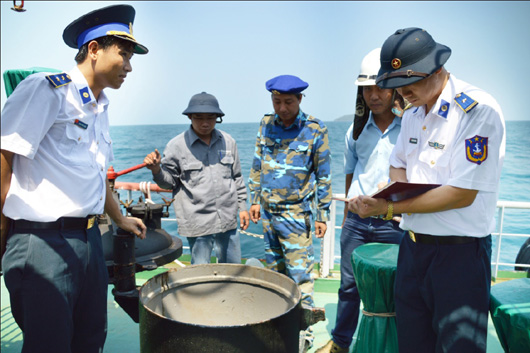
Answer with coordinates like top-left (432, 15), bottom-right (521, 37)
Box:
top-left (349, 27), bottom-right (505, 353)
top-left (1, 5), bottom-right (148, 353)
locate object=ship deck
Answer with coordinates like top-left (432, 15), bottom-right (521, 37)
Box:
top-left (1, 259), bottom-right (523, 353)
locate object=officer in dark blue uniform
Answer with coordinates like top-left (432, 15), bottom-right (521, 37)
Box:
top-left (1, 5), bottom-right (148, 353)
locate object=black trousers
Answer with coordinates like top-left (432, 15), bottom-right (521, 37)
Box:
top-left (2, 222), bottom-right (108, 353)
top-left (395, 233), bottom-right (492, 353)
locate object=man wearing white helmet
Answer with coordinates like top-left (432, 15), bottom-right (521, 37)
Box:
top-left (316, 48), bottom-right (405, 353)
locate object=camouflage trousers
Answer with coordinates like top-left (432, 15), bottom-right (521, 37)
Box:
top-left (261, 208), bottom-right (315, 308)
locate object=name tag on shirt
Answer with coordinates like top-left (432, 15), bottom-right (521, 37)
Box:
top-left (74, 119), bottom-right (88, 130)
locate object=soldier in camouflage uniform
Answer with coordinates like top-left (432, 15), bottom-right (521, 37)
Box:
top-left (249, 75), bottom-right (332, 313)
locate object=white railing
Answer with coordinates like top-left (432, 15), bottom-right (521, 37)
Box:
top-left (491, 201), bottom-right (530, 278)
top-left (118, 186), bottom-right (530, 279)
top-left (320, 193), bottom-right (344, 278)
top-left (319, 196), bottom-right (530, 279)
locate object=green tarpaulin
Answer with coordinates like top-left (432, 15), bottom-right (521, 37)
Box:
top-left (351, 243), bottom-right (399, 353)
top-left (3, 67), bottom-right (61, 97)
top-left (490, 278), bottom-right (530, 353)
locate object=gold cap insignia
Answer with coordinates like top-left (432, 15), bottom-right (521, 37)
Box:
top-left (271, 90), bottom-right (280, 95)
top-left (106, 30), bottom-right (137, 42)
top-left (391, 58), bottom-right (401, 70)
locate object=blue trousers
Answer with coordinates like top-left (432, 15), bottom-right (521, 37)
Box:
top-left (187, 228), bottom-right (241, 265)
top-left (2, 224), bottom-right (108, 353)
top-left (395, 233), bottom-right (492, 353)
top-left (261, 208), bottom-right (315, 308)
top-left (331, 212), bottom-right (404, 348)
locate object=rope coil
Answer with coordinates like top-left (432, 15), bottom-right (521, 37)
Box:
top-left (138, 181), bottom-right (155, 204)
top-left (239, 229), bottom-right (264, 239)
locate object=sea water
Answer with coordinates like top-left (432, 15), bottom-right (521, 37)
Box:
top-left (109, 120), bottom-right (530, 268)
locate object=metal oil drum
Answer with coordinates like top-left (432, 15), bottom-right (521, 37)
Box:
top-left (139, 264), bottom-right (324, 353)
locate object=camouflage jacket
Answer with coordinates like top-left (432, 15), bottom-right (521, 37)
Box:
top-left (248, 111), bottom-right (332, 222)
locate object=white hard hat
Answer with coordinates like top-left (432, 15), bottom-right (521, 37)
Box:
top-left (355, 48), bottom-right (381, 86)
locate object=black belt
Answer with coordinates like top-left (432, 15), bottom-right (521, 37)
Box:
top-left (348, 212), bottom-right (399, 224)
top-left (13, 216), bottom-right (97, 231)
top-left (408, 231), bottom-right (477, 245)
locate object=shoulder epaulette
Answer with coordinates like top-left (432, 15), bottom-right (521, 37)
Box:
top-left (454, 92), bottom-right (478, 113)
top-left (45, 73), bottom-right (72, 88)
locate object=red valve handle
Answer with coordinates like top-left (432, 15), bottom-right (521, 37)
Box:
top-left (107, 163), bottom-right (146, 180)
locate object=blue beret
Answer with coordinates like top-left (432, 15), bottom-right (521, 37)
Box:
top-left (63, 4), bottom-right (148, 55)
top-left (266, 75), bottom-right (308, 94)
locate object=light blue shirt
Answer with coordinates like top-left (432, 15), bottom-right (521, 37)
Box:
top-left (344, 114), bottom-right (401, 198)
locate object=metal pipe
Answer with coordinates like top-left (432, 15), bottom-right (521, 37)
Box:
top-left (113, 229), bottom-right (136, 292)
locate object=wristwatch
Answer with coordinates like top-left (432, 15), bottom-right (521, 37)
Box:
top-left (382, 200), bottom-right (394, 221)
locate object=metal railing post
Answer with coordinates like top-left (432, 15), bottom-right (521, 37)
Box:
top-left (493, 206), bottom-right (506, 279)
top-left (320, 199), bottom-right (336, 278)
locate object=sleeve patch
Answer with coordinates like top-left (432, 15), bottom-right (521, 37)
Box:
top-left (465, 135), bottom-right (488, 165)
top-left (45, 73), bottom-right (71, 88)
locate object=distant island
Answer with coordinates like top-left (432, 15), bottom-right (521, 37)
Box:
top-left (335, 114), bottom-right (354, 122)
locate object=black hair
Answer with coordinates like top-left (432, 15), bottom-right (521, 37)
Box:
top-left (74, 36), bottom-right (134, 63)
top-left (270, 93), bottom-right (303, 100)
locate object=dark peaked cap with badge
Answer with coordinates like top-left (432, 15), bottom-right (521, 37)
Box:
top-left (63, 4), bottom-right (148, 54)
top-left (376, 27), bottom-right (451, 89)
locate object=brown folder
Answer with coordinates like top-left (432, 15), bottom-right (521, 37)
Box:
top-left (370, 181), bottom-right (441, 201)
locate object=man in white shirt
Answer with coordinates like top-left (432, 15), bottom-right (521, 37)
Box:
top-left (349, 28), bottom-right (505, 353)
top-left (1, 5), bottom-right (148, 352)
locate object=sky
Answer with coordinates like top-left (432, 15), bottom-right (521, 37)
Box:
top-left (1, 1), bottom-right (530, 126)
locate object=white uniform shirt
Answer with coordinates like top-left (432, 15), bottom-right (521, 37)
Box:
top-left (1, 67), bottom-right (113, 221)
top-left (389, 74), bottom-right (505, 237)
top-left (344, 114), bottom-right (401, 198)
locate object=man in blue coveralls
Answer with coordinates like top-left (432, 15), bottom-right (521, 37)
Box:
top-left (350, 27), bottom-right (505, 353)
top-left (316, 48), bottom-right (405, 353)
top-left (249, 74), bottom-right (332, 350)
top-left (1, 5), bottom-right (148, 353)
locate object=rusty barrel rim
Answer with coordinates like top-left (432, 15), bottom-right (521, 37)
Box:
top-left (138, 263), bottom-right (302, 328)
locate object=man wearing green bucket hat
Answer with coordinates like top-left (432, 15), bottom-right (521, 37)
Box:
top-left (349, 27), bottom-right (506, 353)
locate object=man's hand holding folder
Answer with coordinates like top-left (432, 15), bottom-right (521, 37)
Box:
top-left (346, 182), bottom-right (441, 219)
